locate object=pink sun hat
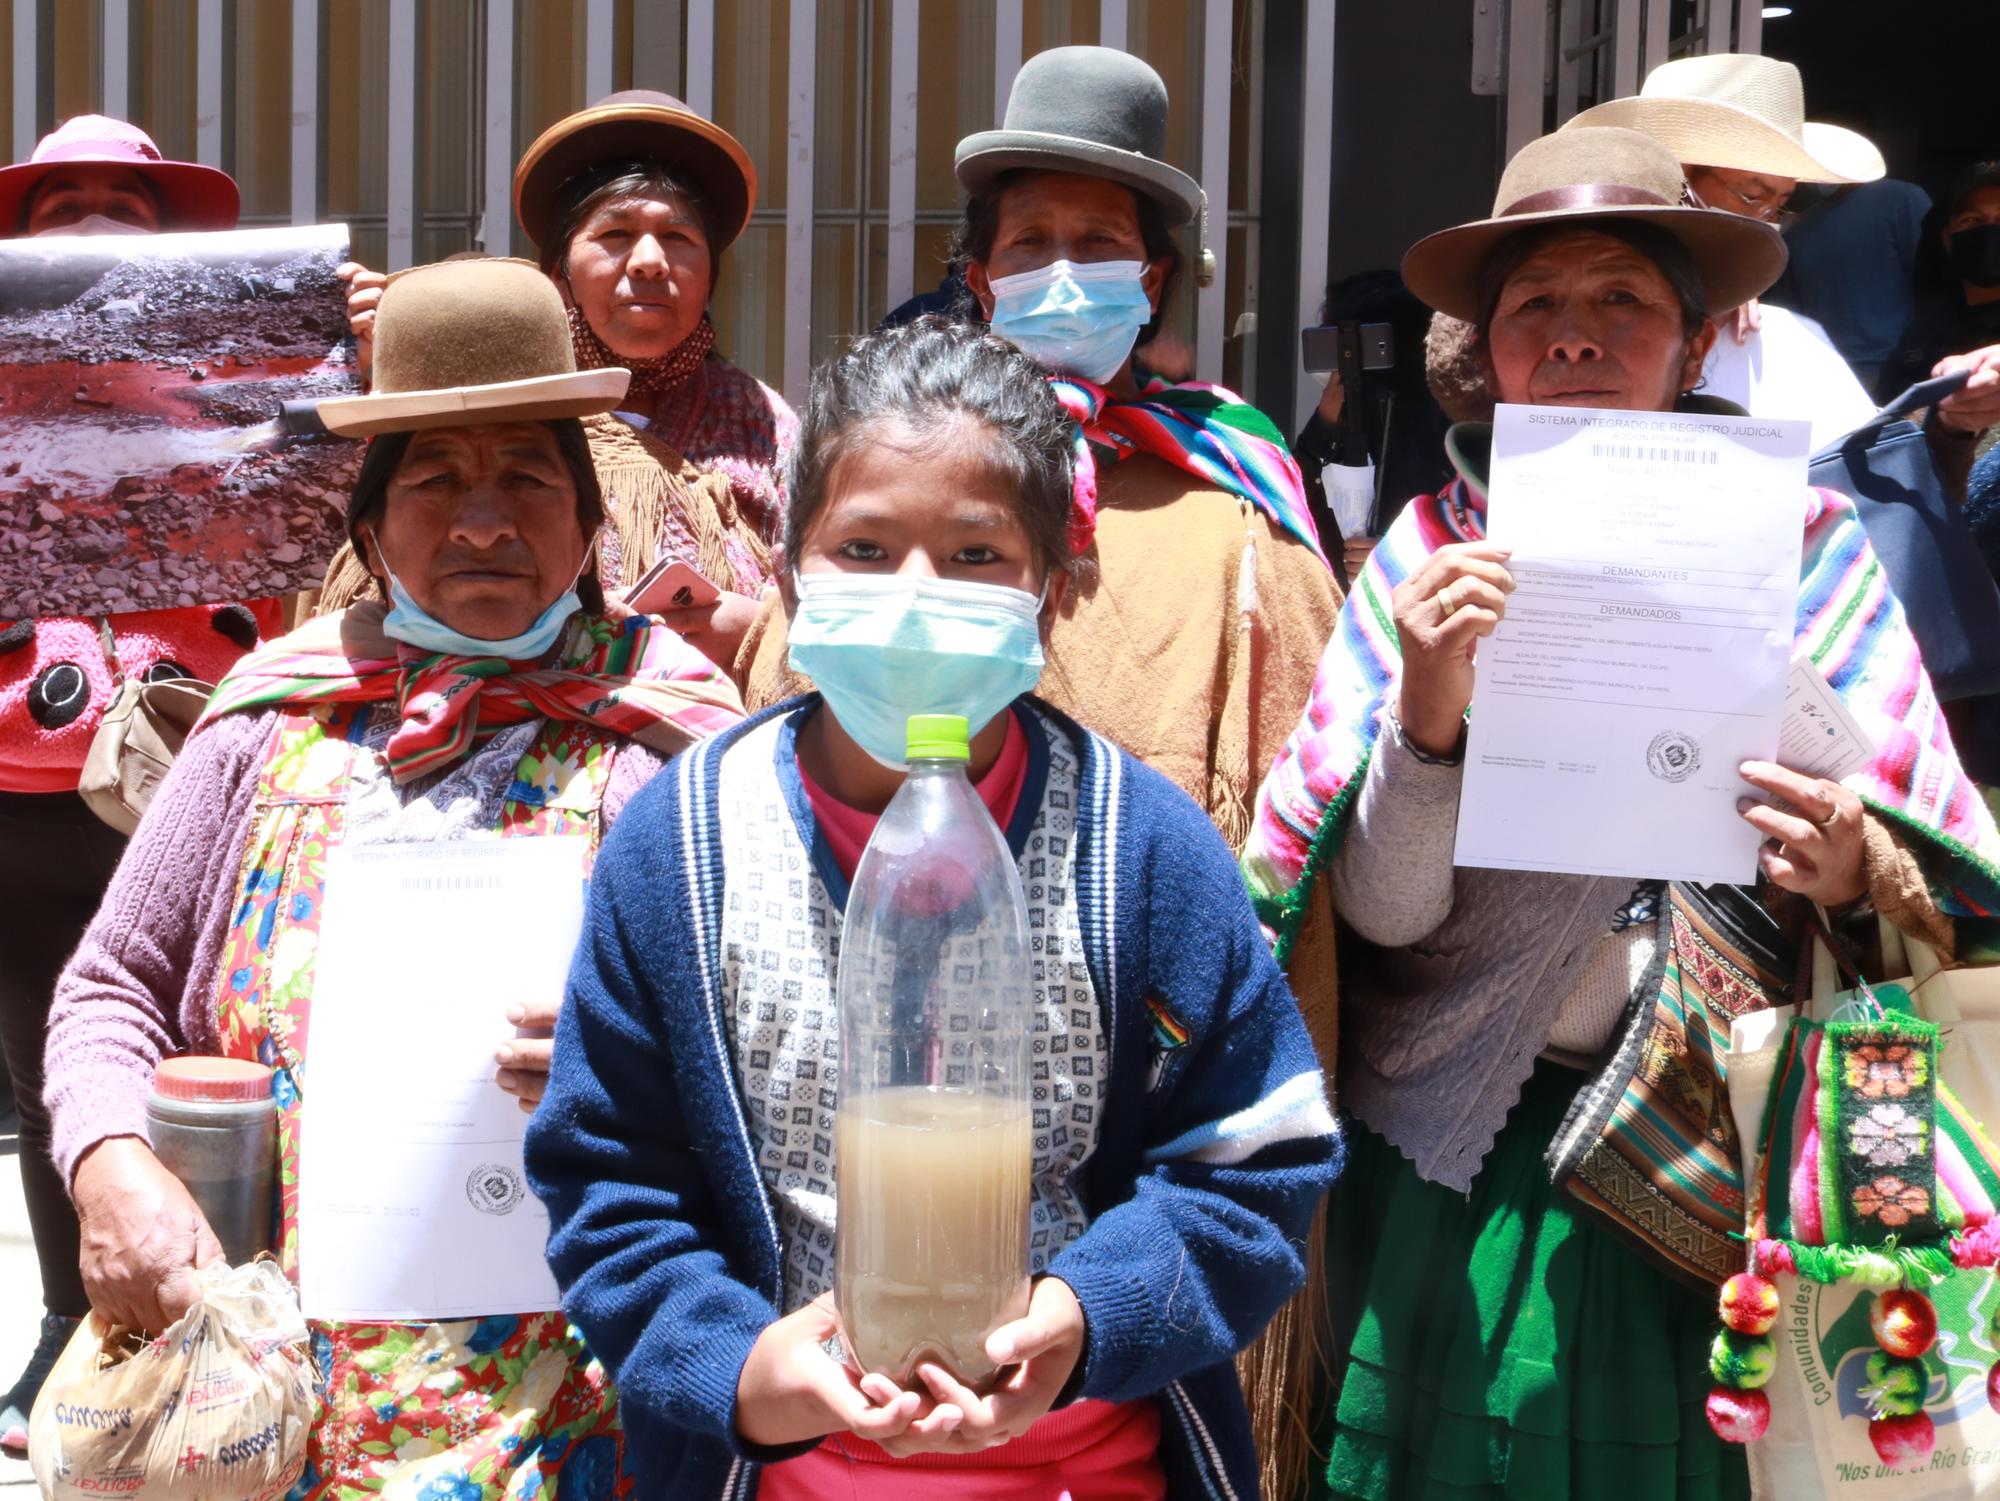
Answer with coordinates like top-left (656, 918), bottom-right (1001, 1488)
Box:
top-left (0, 114), bottom-right (240, 234)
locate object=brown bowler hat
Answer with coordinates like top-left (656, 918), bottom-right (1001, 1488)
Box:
top-left (316, 258), bottom-right (629, 438)
top-left (1400, 126), bottom-right (1787, 322)
top-left (513, 90), bottom-right (757, 252)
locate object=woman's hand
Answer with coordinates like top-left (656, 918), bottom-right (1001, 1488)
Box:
top-left (872, 1276), bottom-right (1088, 1458)
top-left (735, 1295), bottom-right (934, 1450)
top-left (496, 996), bottom-right (559, 1113)
top-left (1727, 298), bottom-right (1762, 346)
top-left (72, 1136), bottom-right (224, 1333)
top-left (337, 261), bottom-right (389, 380)
top-left (1342, 534), bottom-right (1376, 586)
top-left (1738, 761), bottom-right (1868, 906)
top-left (1392, 541), bottom-right (1514, 757)
top-left (1316, 370), bottom-right (1346, 425)
top-left (1933, 345), bottom-right (2000, 435)
top-left (654, 589), bottom-right (761, 670)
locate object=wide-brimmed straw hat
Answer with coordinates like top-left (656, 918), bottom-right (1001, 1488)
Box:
top-left (955, 46), bottom-right (1202, 225)
top-left (317, 258), bottom-right (629, 438)
top-left (513, 90), bottom-right (757, 252)
top-left (1401, 126), bottom-right (1787, 322)
top-left (1566, 55), bottom-right (1883, 185)
top-left (0, 114), bottom-right (239, 233)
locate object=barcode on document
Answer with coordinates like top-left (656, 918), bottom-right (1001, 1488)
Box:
top-left (398, 872), bottom-right (502, 892)
top-left (1588, 443), bottom-right (1719, 465)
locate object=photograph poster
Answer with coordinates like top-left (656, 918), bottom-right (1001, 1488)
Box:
top-left (0, 221), bottom-right (362, 616)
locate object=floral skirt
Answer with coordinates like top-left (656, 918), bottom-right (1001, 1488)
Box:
top-left (290, 1312), bottom-right (629, 1500)
top-left (1316, 1061), bottom-right (1749, 1501)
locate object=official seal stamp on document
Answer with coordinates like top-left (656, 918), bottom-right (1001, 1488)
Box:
top-left (466, 1164), bottom-right (525, 1215)
top-left (1646, 730), bottom-right (1702, 783)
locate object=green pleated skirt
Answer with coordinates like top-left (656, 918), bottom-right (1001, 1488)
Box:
top-left (1316, 1061), bottom-right (1749, 1501)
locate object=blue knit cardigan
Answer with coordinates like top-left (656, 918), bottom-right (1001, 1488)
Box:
top-left (526, 698), bottom-right (1340, 1499)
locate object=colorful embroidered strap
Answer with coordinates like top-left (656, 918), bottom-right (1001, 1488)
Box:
top-left (201, 608), bottom-right (744, 783)
top-left (1242, 477), bottom-right (2000, 964)
top-left (1046, 375), bottom-right (1329, 566)
top-left (1553, 882), bottom-right (1794, 1286)
top-left (1752, 991), bottom-right (2000, 1283)
top-left (1826, 1016), bottom-right (1946, 1246)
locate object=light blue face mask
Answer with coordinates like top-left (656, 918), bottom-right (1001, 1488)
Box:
top-left (788, 573), bottom-right (1046, 769)
top-left (378, 556), bottom-right (585, 660)
top-left (985, 258), bottom-right (1152, 383)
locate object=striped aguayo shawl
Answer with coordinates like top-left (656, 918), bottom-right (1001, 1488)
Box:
top-left (1242, 477), bottom-right (2000, 962)
top-left (201, 603), bottom-right (745, 784)
top-left (1048, 375), bottom-right (1329, 566)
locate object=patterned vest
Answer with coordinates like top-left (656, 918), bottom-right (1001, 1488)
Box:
top-left (712, 709), bottom-right (1109, 1313)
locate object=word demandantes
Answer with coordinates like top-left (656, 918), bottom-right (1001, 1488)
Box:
top-left (1602, 565), bottom-right (1690, 582)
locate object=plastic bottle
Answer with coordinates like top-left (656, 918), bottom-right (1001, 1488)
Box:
top-left (834, 712), bottom-right (1034, 1388)
top-left (147, 1057), bottom-right (277, 1266)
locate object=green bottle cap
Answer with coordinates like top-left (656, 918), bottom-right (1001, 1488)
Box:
top-left (905, 713), bottom-right (971, 761)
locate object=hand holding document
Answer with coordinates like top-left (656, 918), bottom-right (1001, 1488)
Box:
top-left (1452, 404), bottom-right (1813, 884)
top-left (298, 837), bottom-right (586, 1321)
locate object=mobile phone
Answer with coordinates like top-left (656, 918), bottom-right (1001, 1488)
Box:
top-left (1300, 321), bottom-right (1395, 374)
top-left (625, 557), bottom-right (722, 614)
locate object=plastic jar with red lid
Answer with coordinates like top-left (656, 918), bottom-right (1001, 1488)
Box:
top-left (146, 1057), bottom-right (277, 1266)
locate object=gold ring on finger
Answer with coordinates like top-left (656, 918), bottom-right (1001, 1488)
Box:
top-left (1437, 582), bottom-right (1459, 618)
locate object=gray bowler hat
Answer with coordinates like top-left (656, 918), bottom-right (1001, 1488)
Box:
top-left (955, 46), bottom-right (1203, 224)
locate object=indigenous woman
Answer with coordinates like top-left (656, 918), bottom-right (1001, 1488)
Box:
top-left (326, 92), bottom-right (788, 673)
top-left (746, 47), bottom-right (1340, 854)
top-left (731, 61), bottom-right (1348, 1477)
top-left (0, 114), bottom-right (270, 1453)
top-left (1242, 127), bottom-right (2000, 1500)
top-left (44, 258), bottom-right (744, 1498)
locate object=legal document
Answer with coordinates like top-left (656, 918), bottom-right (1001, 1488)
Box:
top-left (1453, 404), bottom-right (1812, 883)
top-left (297, 837), bottom-right (586, 1320)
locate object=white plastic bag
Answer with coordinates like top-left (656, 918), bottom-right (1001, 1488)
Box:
top-left (29, 1259), bottom-right (318, 1501)
top-left (1320, 460), bottom-right (1377, 541)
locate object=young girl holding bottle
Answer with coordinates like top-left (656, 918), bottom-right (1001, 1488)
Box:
top-left (525, 317), bottom-right (1338, 1499)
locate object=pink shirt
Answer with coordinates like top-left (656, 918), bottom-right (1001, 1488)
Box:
top-left (757, 1397), bottom-right (1165, 1500)
top-left (797, 709), bottom-right (1031, 880)
top-left (777, 706), bottom-right (1165, 1501)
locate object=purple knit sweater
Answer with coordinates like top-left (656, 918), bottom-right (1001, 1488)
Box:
top-left (41, 708), bottom-right (665, 1187)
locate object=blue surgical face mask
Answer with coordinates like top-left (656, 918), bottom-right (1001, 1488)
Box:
top-left (788, 573), bottom-right (1047, 769)
top-left (986, 258), bottom-right (1152, 383)
top-left (377, 554), bottom-right (586, 660)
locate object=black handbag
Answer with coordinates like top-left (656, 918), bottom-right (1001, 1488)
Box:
top-left (1809, 370), bottom-right (2000, 702)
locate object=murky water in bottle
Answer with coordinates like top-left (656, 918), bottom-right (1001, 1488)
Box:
top-left (835, 1085), bottom-right (1032, 1387)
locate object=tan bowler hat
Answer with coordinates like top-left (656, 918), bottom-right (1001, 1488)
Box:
top-left (1566, 55), bottom-right (1884, 185)
top-left (513, 90), bottom-right (757, 252)
top-left (1401, 127), bottom-right (1787, 322)
top-left (316, 258), bottom-right (629, 438)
